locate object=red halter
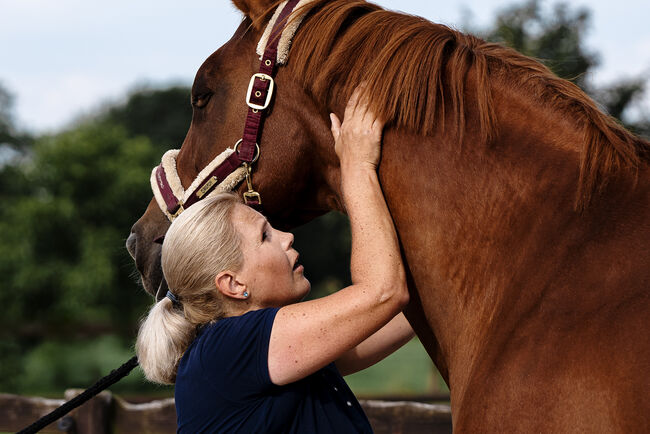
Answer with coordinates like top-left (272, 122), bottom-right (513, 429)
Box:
top-left (152, 0), bottom-right (302, 222)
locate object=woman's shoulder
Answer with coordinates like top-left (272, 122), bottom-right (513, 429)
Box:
top-left (193, 307), bottom-right (280, 355)
top-left (203, 307), bottom-right (279, 335)
top-left (180, 308), bottom-right (281, 394)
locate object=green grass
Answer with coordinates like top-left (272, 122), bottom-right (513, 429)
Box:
top-left (345, 338), bottom-right (449, 399)
top-left (3, 335), bottom-right (448, 402)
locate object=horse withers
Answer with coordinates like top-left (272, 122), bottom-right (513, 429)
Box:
top-left (127, 0), bottom-right (650, 432)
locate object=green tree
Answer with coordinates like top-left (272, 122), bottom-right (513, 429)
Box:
top-left (485, 0), bottom-right (597, 89)
top-left (0, 82), bottom-right (17, 147)
top-left (0, 82), bottom-right (33, 201)
top-left (0, 123), bottom-right (157, 336)
top-left (594, 78), bottom-right (650, 138)
top-left (0, 82), bottom-right (32, 151)
top-left (101, 85), bottom-right (192, 148)
top-left (0, 86), bottom-right (190, 394)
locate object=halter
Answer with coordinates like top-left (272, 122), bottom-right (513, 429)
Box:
top-left (151, 0), bottom-right (315, 222)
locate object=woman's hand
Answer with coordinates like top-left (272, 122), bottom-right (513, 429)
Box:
top-left (267, 85), bottom-right (406, 387)
top-left (330, 87), bottom-right (384, 171)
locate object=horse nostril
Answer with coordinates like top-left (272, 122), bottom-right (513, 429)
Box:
top-left (126, 232), bottom-right (137, 260)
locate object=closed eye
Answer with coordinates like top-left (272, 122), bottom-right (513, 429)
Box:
top-left (261, 221), bottom-right (271, 243)
top-left (191, 92), bottom-right (213, 109)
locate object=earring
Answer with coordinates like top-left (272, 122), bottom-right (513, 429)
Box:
top-left (243, 291), bottom-right (249, 298)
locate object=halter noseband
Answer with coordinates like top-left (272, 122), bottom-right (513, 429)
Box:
top-left (151, 0), bottom-right (311, 222)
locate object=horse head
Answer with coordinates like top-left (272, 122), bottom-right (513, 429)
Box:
top-left (127, 0), bottom-right (342, 299)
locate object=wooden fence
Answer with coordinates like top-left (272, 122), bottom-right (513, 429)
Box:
top-left (0, 390), bottom-right (452, 433)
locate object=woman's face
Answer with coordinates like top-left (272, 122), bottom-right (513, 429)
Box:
top-left (232, 204), bottom-right (311, 307)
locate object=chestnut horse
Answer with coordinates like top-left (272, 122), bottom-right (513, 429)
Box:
top-left (127, 0), bottom-right (650, 431)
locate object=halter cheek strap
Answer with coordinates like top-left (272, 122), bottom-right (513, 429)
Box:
top-left (151, 0), bottom-right (314, 222)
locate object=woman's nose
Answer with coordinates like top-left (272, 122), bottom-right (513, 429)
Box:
top-left (283, 231), bottom-right (294, 249)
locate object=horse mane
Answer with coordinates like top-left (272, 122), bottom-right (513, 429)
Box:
top-left (265, 0), bottom-right (650, 210)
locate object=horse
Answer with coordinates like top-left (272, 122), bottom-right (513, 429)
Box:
top-left (127, 0), bottom-right (650, 431)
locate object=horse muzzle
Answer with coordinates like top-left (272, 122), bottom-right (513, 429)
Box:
top-left (128, 199), bottom-right (171, 300)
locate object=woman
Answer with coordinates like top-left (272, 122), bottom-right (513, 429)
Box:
top-left (136, 89), bottom-right (413, 433)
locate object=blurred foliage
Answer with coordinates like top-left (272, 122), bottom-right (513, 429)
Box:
top-left (0, 82), bottom-right (32, 152)
top-left (0, 85), bottom-right (190, 395)
top-left (0, 0), bottom-right (648, 397)
top-left (0, 83), bottom-right (15, 145)
top-left (101, 85), bottom-right (192, 147)
top-left (0, 124), bottom-right (156, 334)
top-left (17, 335), bottom-right (169, 396)
top-left (295, 211), bottom-right (352, 298)
top-left (481, 0), bottom-right (649, 137)
top-left (485, 0), bottom-right (597, 89)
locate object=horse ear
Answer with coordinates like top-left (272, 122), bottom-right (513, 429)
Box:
top-left (232, 0), bottom-right (276, 28)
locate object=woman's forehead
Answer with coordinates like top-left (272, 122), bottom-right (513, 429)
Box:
top-left (233, 204), bottom-right (267, 233)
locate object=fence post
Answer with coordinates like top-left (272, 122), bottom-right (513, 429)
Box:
top-left (63, 389), bottom-right (113, 434)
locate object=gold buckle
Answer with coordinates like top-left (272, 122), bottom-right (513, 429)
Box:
top-left (169, 203), bottom-right (184, 221)
top-left (246, 73), bottom-right (274, 110)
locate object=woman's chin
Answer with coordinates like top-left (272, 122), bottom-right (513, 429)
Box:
top-left (299, 280), bottom-right (311, 300)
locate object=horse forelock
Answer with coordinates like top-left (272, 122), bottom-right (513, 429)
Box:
top-left (285, 0), bottom-right (650, 211)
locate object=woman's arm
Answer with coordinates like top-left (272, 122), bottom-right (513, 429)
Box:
top-left (336, 312), bottom-right (415, 376)
top-left (267, 89), bottom-right (408, 386)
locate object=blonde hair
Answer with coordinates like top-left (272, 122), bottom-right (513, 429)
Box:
top-left (136, 193), bottom-right (244, 384)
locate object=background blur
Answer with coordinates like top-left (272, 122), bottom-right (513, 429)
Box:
top-left (1, 0), bottom-right (648, 400)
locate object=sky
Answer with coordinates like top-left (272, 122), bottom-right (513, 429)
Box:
top-left (1, 0), bottom-right (648, 133)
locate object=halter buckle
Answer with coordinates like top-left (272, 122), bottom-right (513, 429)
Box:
top-left (246, 73), bottom-right (275, 110)
top-left (169, 203), bottom-right (185, 220)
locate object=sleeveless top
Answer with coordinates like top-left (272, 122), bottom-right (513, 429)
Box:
top-left (174, 308), bottom-right (374, 433)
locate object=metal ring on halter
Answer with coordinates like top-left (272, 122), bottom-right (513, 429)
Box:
top-left (233, 139), bottom-right (260, 164)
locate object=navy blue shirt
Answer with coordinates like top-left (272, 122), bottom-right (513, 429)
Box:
top-left (175, 308), bottom-right (373, 433)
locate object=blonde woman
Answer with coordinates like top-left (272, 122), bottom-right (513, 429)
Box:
top-left (136, 89), bottom-right (413, 433)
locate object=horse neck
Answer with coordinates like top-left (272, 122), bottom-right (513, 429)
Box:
top-left (374, 80), bottom-right (647, 400)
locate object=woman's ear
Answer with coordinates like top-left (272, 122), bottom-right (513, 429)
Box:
top-left (215, 271), bottom-right (248, 300)
top-left (231, 0), bottom-right (277, 29)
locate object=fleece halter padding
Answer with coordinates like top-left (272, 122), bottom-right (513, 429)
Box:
top-left (256, 0), bottom-right (318, 65)
top-left (150, 149), bottom-right (247, 221)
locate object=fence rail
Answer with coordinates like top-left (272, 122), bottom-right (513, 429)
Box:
top-left (0, 390), bottom-right (452, 433)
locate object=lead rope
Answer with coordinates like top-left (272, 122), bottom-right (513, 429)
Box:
top-left (17, 356), bottom-right (139, 434)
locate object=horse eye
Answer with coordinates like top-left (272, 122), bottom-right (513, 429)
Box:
top-left (191, 92), bottom-right (213, 108)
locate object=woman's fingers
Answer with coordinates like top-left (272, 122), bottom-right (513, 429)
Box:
top-left (332, 85), bottom-right (384, 169)
top-left (371, 117), bottom-right (385, 136)
top-left (330, 113), bottom-right (341, 139)
top-left (344, 93), bottom-right (359, 121)
top-left (345, 85), bottom-right (370, 120)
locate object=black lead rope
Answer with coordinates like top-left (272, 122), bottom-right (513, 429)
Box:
top-left (17, 356), bottom-right (139, 434)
